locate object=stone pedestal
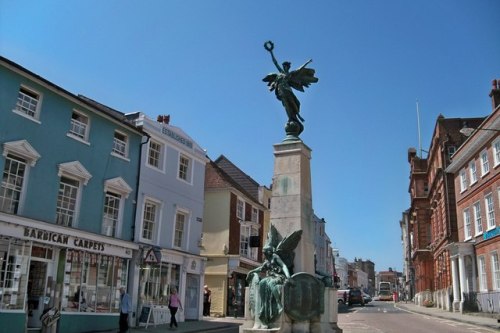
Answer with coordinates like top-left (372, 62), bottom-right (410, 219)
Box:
top-left (271, 140), bottom-right (315, 274)
top-left (243, 287), bottom-right (342, 333)
top-left (243, 140), bottom-right (342, 333)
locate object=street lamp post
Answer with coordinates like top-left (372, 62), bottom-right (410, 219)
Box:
top-left (460, 123), bottom-right (500, 137)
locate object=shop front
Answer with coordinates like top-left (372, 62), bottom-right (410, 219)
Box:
top-left (135, 247), bottom-right (205, 325)
top-left (0, 213), bottom-right (137, 333)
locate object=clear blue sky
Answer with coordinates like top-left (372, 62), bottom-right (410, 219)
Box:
top-left (2, 0), bottom-right (499, 273)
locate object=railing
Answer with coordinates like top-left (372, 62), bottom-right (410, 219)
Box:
top-left (462, 291), bottom-right (500, 314)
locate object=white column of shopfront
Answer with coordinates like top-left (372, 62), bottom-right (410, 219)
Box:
top-left (458, 255), bottom-right (467, 313)
top-left (166, 264), bottom-right (172, 291)
top-left (450, 256), bottom-right (460, 312)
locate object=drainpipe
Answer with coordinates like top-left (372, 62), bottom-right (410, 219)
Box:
top-left (441, 137), bottom-right (452, 240)
top-left (132, 131), bottom-right (150, 241)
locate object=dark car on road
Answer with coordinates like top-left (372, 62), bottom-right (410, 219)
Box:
top-left (348, 288), bottom-right (365, 306)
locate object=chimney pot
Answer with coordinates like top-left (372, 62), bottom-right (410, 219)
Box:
top-left (489, 79), bottom-right (500, 111)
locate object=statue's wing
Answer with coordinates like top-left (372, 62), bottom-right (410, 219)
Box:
top-left (263, 73), bottom-right (278, 91)
top-left (289, 60), bottom-right (318, 92)
top-left (276, 230), bottom-right (302, 253)
top-left (266, 224), bottom-right (280, 249)
top-left (263, 73), bottom-right (278, 83)
top-left (275, 230), bottom-right (302, 274)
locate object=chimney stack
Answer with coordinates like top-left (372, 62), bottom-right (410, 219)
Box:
top-left (156, 115), bottom-right (171, 124)
top-left (490, 79), bottom-right (500, 111)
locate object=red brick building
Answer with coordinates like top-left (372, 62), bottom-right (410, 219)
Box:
top-left (445, 80), bottom-right (500, 314)
top-left (408, 115), bottom-right (484, 308)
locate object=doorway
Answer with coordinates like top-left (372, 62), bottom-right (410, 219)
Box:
top-left (184, 274), bottom-right (200, 319)
top-left (27, 260), bottom-right (48, 329)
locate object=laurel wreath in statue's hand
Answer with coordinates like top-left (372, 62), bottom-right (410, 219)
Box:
top-left (264, 41), bottom-right (274, 52)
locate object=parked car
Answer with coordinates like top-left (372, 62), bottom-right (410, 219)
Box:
top-left (348, 288), bottom-right (365, 306)
top-left (362, 292), bottom-right (372, 303)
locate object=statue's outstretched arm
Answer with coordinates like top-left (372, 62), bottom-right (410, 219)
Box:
top-left (265, 41), bottom-right (283, 73)
top-left (271, 52), bottom-right (283, 73)
top-left (246, 266), bottom-right (263, 283)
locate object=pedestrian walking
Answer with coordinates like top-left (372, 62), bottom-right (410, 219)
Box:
top-left (168, 287), bottom-right (183, 330)
top-left (119, 287), bottom-right (132, 333)
top-left (203, 285), bottom-right (211, 316)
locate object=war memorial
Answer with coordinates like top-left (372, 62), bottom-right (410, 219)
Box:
top-left (242, 42), bottom-right (342, 333)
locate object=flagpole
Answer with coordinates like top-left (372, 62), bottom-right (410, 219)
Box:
top-left (416, 99), bottom-right (422, 158)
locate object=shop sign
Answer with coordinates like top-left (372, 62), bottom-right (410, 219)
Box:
top-left (24, 226), bottom-right (105, 252)
top-left (484, 227), bottom-right (500, 241)
top-left (161, 127), bottom-right (193, 148)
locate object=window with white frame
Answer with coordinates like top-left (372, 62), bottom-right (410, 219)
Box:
top-left (0, 154), bottom-right (27, 214)
top-left (178, 154), bottom-right (191, 182)
top-left (142, 199), bottom-right (159, 241)
top-left (102, 192), bottom-right (121, 237)
top-left (240, 225), bottom-right (258, 260)
top-left (56, 176), bottom-right (80, 227)
top-left (463, 208), bottom-right (472, 239)
top-left (480, 150), bottom-right (490, 176)
top-left (478, 256), bottom-right (487, 291)
top-left (2, 140), bottom-right (41, 213)
top-left (469, 160), bottom-right (477, 185)
top-left (459, 169), bottom-right (468, 192)
top-left (473, 201), bottom-right (483, 235)
top-left (174, 211), bottom-right (187, 248)
top-left (68, 110), bottom-right (90, 141)
top-left (251, 207), bottom-right (258, 223)
top-left (494, 138), bottom-right (500, 167)
top-left (485, 194), bottom-right (495, 229)
top-left (112, 131), bottom-right (128, 158)
top-left (101, 177), bottom-right (131, 237)
top-left (56, 161), bottom-right (91, 227)
top-left (492, 252), bottom-right (500, 290)
top-left (240, 225), bottom-right (250, 257)
top-left (147, 140), bottom-right (162, 169)
top-left (14, 86), bottom-right (41, 119)
top-left (250, 226), bottom-right (258, 259)
top-left (236, 198), bottom-right (245, 220)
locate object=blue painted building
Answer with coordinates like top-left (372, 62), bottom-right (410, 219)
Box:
top-left (125, 113), bottom-right (208, 324)
top-left (0, 56), bottom-right (143, 333)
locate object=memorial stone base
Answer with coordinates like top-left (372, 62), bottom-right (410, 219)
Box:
top-left (243, 287), bottom-right (343, 333)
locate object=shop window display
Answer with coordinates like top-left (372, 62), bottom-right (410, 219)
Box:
top-left (62, 250), bottom-right (128, 313)
top-left (139, 263), bottom-right (180, 305)
top-left (0, 238), bottom-right (30, 310)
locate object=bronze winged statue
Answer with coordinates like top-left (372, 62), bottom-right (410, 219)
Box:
top-left (246, 224), bottom-right (302, 328)
top-left (263, 41), bottom-right (318, 140)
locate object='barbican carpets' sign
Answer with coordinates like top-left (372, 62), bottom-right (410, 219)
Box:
top-left (484, 227), bottom-right (500, 241)
top-left (24, 227), bottom-right (105, 252)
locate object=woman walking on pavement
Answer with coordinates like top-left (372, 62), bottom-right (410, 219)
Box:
top-left (168, 287), bottom-right (183, 330)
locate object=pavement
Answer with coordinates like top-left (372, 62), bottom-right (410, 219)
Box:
top-left (394, 301), bottom-right (500, 331)
top-left (92, 316), bottom-right (244, 333)
top-left (91, 303), bottom-right (500, 333)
